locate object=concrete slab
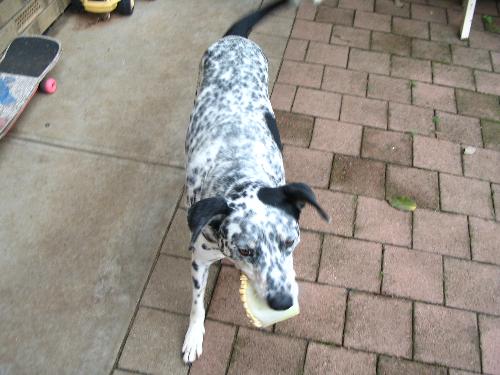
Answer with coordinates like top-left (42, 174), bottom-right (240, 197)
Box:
top-left (0, 139), bottom-right (183, 374)
top-left (10, 0), bottom-right (262, 168)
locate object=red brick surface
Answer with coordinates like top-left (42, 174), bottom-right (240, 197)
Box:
top-left (294, 231), bottom-right (322, 281)
top-left (330, 155), bottom-right (386, 199)
top-left (413, 135), bottom-right (462, 174)
top-left (413, 209), bottom-right (470, 258)
top-left (322, 67), bottom-right (367, 96)
top-left (310, 119), bottom-right (362, 155)
top-left (344, 292), bottom-right (412, 357)
top-left (349, 49), bottom-right (391, 75)
top-left (306, 42), bottom-right (348, 67)
top-left (388, 102), bottom-right (434, 135)
top-left (355, 196), bottom-right (412, 246)
top-left (440, 174), bottom-right (494, 219)
top-left (463, 147), bottom-right (500, 184)
top-left (391, 55), bottom-right (432, 82)
top-left (277, 60), bottom-right (323, 88)
top-left (444, 257), bottom-right (500, 315)
top-left (291, 19), bottom-right (332, 42)
top-left (382, 245), bottom-right (443, 303)
top-left (470, 217), bottom-right (500, 265)
top-left (479, 315), bottom-right (500, 375)
top-left (283, 145), bottom-right (333, 188)
top-left (414, 303), bottom-right (481, 371)
top-left (341, 96), bottom-right (388, 128)
top-left (319, 235), bottom-right (382, 292)
top-left (435, 111), bottom-right (483, 147)
top-left (227, 328), bottom-right (306, 375)
top-left (362, 128), bottom-right (412, 165)
top-left (293, 87), bottom-right (341, 119)
top-left (378, 356), bottom-right (447, 375)
top-left (331, 25), bottom-right (370, 48)
top-left (275, 281), bottom-right (347, 343)
top-left (304, 343), bottom-right (377, 375)
top-left (386, 165), bottom-right (439, 209)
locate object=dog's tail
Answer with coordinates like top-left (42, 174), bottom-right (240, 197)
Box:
top-left (224, 0), bottom-right (289, 38)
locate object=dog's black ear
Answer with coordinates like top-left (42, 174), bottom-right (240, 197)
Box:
top-left (187, 196), bottom-right (232, 244)
top-left (258, 182), bottom-right (330, 222)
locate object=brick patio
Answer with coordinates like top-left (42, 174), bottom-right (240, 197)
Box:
top-left (115, 0), bottom-right (500, 374)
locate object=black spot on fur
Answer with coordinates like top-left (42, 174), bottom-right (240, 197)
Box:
top-left (264, 111), bottom-right (282, 152)
top-left (193, 277), bottom-right (200, 289)
top-left (192, 261), bottom-right (199, 271)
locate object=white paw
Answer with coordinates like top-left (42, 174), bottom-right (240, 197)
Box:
top-left (182, 322), bottom-right (205, 364)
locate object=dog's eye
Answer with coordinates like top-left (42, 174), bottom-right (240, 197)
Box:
top-left (284, 239), bottom-right (294, 248)
top-left (239, 248), bottom-right (253, 257)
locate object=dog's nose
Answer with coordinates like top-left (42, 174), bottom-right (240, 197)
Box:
top-left (267, 293), bottom-right (293, 311)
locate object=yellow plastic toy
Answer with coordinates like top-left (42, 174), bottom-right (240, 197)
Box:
top-left (72, 0), bottom-right (134, 17)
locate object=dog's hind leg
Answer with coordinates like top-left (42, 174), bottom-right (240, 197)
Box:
top-left (182, 243), bottom-right (224, 364)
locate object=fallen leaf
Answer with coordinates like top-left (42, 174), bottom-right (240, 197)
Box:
top-left (388, 196), bottom-right (417, 212)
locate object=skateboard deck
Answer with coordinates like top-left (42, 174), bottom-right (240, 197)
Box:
top-left (0, 36), bottom-right (61, 140)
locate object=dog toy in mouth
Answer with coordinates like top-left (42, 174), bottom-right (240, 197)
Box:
top-left (239, 274), bottom-right (300, 328)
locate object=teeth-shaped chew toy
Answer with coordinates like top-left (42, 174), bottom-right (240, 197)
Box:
top-left (239, 273), bottom-right (300, 328)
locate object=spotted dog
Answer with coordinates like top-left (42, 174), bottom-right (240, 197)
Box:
top-left (182, 0), bottom-right (326, 364)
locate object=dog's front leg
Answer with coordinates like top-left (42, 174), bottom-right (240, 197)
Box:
top-left (182, 244), bottom-right (223, 364)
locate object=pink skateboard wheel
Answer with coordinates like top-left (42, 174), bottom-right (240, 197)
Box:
top-left (40, 77), bottom-right (57, 94)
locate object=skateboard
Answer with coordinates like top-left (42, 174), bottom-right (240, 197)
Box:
top-left (0, 36), bottom-right (61, 140)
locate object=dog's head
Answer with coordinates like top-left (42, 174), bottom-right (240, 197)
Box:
top-left (188, 182), bottom-right (329, 310)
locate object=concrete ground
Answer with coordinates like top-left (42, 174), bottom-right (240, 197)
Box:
top-left (1, 0), bottom-right (499, 374)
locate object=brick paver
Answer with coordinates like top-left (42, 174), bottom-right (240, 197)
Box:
top-left (482, 119), bottom-right (500, 151)
top-left (294, 231), bottom-right (322, 281)
top-left (478, 315), bottom-right (500, 375)
top-left (275, 111), bottom-right (314, 147)
top-left (432, 62), bottom-right (475, 90)
top-left (322, 67), bottom-right (367, 96)
top-left (362, 128), bottom-right (412, 165)
top-left (161, 208), bottom-right (190, 258)
top-left (493, 184), bottom-right (500, 221)
top-left (413, 209), bottom-right (470, 258)
top-left (306, 42), bottom-right (348, 67)
top-left (355, 196), bottom-right (412, 246)
top-left (413, 135), bottom-right (462, 174)
top-left (341, 96), bottom-right (388, 128)
top-left (354, 10), bottom-right (391, 31)
top-left (304, 343), bottom-right (377, 375)
top-left (440, 174), bottom-right (494, 219)
top-left (190, 320), bottom-right (235, 375)
top-left (344, 292), bottom-right (412, 357)
top-left (412, 39), bottom-right (452, 63)
top-left (331, 25), bottom-right (370, 48)
top-left (444, 257), bottom-right (500, 315)
top-left (463, 147), bottom-right (500, 183)
top-left (275, 281), bottom-right (346, 343)
top-left (300, 188), bottom-right (356, 236)
top-left (310, 119), bottom-right (362, 155)
top-left (393, 17), bottom-right (429, 38)
top-left (456, 89), bottom-right (500, 120)
top-left (452, 45), bottom-right (492, 70)
top-left (414, 303), bottom-right (481, 371)
top-left (316, 6), bottom-right (354, 25)
top-left (378, 356), bottom-right (447, 375)
top-left (386, 164), bottom-right (439, 209)
top-left (284, 38), bottom-right (308, 60)
top-left (330, 155), bottom-right (386, 199)
top-left (412, 3), bottom-right (447, 23)
top-left (412, 82), bottom-right (456, 112)
top-left (227, 328), bottom-right (306, 375)
top-left (435, 112), bottom-right (483, 147)
top-left (388, 102), bottom-right (434, 135)
top-left (293, 87), bottom-right (341, 119)
top-left (371, 31), bottom-right (411, 56)
top-left (291, 19), bottom-right (331, 42)
top-left (391, 56), bottom-right (432, 82)
top-left (348, 49), bottom-right (391, 75)
top-left (283, 145), bottom-right (333, 188)
top-left (319, 235), bottom-right (382, 292)
top-left (278, 60), bottom-right (323, 88)
top-left (271, 83), bottom-right (296, 111)
top-left (470, 217), bottom-right (500, 266)
top-left (368, 74), bottom-right (411, 103)
top-left (382, 245), bottom-right (443, 303)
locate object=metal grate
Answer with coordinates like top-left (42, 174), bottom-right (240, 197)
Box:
top-left (15, 0), bottom-right (42, 32)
